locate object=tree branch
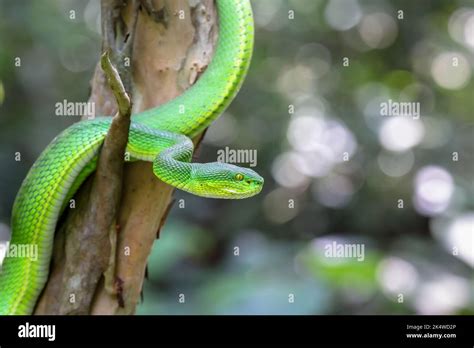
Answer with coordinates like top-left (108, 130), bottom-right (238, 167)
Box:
top-left (35, 0), bottom-right (217, 315)
top-left (90, 0), bottom-right (218, 315)
top-left (34, 4), bottom-right (138, 315)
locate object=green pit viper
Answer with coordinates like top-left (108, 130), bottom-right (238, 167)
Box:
top-left (0, 0), bottom-right (262, 315)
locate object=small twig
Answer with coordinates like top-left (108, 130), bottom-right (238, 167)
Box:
top-left (101, 51), bottom-right (131, 116)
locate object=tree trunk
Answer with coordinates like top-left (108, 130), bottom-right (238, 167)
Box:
top-left (34, 0), bottom-right (217, 315)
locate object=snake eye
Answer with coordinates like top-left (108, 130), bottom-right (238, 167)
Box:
top-left (235, 173), bottom-right (244, 181)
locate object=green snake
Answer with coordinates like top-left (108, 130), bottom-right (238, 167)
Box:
top-left (0, 0), bottom-right (262, 315)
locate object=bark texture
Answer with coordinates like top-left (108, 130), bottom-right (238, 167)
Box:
top-left (34, 0), bottom-right (217, 315)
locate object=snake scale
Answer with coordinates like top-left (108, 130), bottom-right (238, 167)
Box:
top-left (0, 0), bottom-right (262, 315)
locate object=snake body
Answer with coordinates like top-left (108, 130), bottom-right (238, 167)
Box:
top-left (0, 0), bottom-right (261, 315)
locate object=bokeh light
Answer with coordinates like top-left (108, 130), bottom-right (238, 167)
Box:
top-left (413, 166), bottom-right (454, 216)
top-left (465, 14), bottom-right (474, 48)
top-left (432, 213), bottom-right (474, 267)
top-left (272, 151), bottom-right (310, 188)
top-left (358, 12), bottom-right (398, 49)
top-left (84, 0), bottom-right (101, 34)
top-left (287, 114), bottom-right (326, 152)
top-left (431, 52), bottom-right (471, 90)
top-left (414, 274), bottom-right (471, 314)
top-left (252, 0), bottom-right (284, 30)
top-left (448, 8), bottom-right (474, 49)
top-left (379, 118), bottom-right (424, 152)
top-left (277, 64), bottom-right (317, 99)
top-left (445, 214), bottom-right (474, 267)
top-left (377, 150), bottom-right (414, 177)
top-left (377, 257), bottom-right (419, 296)
top-left (324, 0), bottom-right (362, 31)
top-left (296, 43), bottom-right (331, 80)
top-left (312, 174), bottom-right (354, 208)
top-left (263, 188), bottom-right (299, 224)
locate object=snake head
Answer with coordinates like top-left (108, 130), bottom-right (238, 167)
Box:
top-left (191, 162), bottom-right (264, 199)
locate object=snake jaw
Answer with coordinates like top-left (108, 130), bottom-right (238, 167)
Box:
top-left (196, 172), bottom-right (263, 199)
top-left (222, 180), bottom-right (263, 199)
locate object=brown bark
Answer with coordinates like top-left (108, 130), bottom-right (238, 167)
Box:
top-left (34, 0), bottom-right (217, 315)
